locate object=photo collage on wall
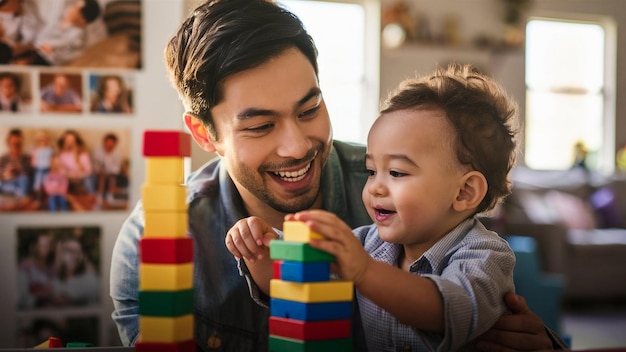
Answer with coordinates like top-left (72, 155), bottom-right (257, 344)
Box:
top-left (0, 0), bottom-right (142, 347)
top-left (0, 0), bottom-right (141, 213)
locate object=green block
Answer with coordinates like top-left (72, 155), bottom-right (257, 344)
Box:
top-left (139, 289), bottom-right (194, 317)
top-left (66, 342), bottom-right (94, 347)
top-left (270, 240), bottom-right (334, 262)
top-left (269, 335), bottom-right (351, 352)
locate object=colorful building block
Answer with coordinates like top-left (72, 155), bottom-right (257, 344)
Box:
top-left (140, 238), bottom-right (193, 264)
top-left (269, 317), bottom-right (351, 341)
top-left (141, 184), bottom-right (187, 212)
top-left (270, 299), bottom-right (352, 321)
top-left (34, 337), bottom-right (62, 348)
top-left (270, 241), bottom-right (334, 262)
top-left (269, 335), bottom-right (351, 352)
top-left (139, 314), bottom-right (194, 343)
top-left (139, 289), bottom-right (194, 317)
top-left (140, 263), bottom-right (193, 291)
top-left (283, 221), bottom-right (323, 242)
top-left (273, 260), bottom-right (282, 279)
top-left (144, 211), bottom-right (188, 238)
top-left (143, 130), bottom-right (191, 157)
top-left (279, 261), bottom-right (330, 282)
top-left (146, 157), bottom-right (185, 184)
top-left (135, 340), bottom-right (197, 352)
top-left (270, 279), bottom-right (353, 303)
top-left (66, 342), bottom-right (94, 347)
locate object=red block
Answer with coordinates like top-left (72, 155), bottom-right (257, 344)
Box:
top-left (135, 339), bottom-right (196, 352)
top-left (269, 316), bottom-right (351, 341)
top-left (273, 260), bottom-right (282, 279)
top-left (143, 130), bottom-right (191, 157)
top-left (140, 238), bottom-right (193, 264)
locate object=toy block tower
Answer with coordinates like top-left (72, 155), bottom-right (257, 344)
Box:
top-left (135, 130), bottom-right (196, 352)
top-left (268, 221), bottom-right (353, 351)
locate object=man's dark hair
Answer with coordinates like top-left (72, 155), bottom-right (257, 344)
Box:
top-left (104, 132), bottom-right (118, 143)
top-left (164, 0), bottom-right (318, 140)
top-left (0, 41), bottom-right (12, 64)
top-left (81, 0), bottom-right (101, 24)
top-left (6, 128), bottom-right (22, 143)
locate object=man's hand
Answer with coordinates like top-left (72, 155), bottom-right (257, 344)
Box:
top-left (475, 292), bottom-right (556, 351)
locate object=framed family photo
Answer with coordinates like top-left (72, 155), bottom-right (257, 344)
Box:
top-left (0, 126), bottom-right (131, 212)
top-left (0, 0), bottom-right (142, 69)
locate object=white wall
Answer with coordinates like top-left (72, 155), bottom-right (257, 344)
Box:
top-left (0, 0), bottom-right (186, 347)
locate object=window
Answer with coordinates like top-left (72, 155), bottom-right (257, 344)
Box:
top-left (524, 16), bottom-right (616, 172)
top-left (278, 0), bottom-right (380, 144)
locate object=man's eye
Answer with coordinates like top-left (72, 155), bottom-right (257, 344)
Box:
top-left (299, 106), bottom-right (320, 119)
top-left (246, 123), bottom-right (273, 132)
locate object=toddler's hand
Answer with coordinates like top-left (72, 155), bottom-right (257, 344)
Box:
top-left (225, 216), bottom-right (277, 263)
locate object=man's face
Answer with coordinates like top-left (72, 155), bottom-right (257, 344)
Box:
top-left (0, 77), bottom-right (16, 98)
top-left (209, 48), bottom-right (332, 214)
top-left (103, 138), bottom-right (116, 153)
top-left (53, 75), bottom-right (69, 96)
top-left (7, 134), bottom-right (22, 155)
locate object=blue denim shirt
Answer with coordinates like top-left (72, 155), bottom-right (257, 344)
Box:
top-left (110, 140), bottom-right (372, 351)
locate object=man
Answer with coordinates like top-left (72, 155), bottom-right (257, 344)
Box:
top-left (110, 1), bottom-right (566, 351)
top-left (0, 128), bottom-right (33, 210)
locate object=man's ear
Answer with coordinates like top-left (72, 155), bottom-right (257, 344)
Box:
top-left (452, 171), bottom-right (488, 212)
top-left (184, 113), bottom-right (216, 154)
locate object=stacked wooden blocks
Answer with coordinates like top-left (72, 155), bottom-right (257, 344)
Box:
top-left (136, 130), bottom-right (195, 352)
top-left (268, 221), bottom-right (353, 351)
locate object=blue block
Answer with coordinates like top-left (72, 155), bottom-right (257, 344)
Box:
top-left (270, 298), bottom-right (352, 321)
top-left (281, 261), bottom-right (330, 282)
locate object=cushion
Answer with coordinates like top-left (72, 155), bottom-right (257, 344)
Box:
top-left (545, 190), bottom-right (597, 230)
top-left (516, 190), bottom-right (561, 224)
top-left (589, 187), bottom-right (622, 228)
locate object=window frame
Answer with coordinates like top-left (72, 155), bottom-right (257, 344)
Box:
top-left (524, 12), bottom-right (617, 173)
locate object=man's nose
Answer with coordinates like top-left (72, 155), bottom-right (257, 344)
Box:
top-left (275, 121), bottom-right (312, 159)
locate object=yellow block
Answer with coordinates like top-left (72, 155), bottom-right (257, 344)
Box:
top-left (283, 221), bottom-right (323, 242)
top-left (144, 210), bottom-right (188, 238)
top-left (140, 263), bottom-right (193, 291)
top-left (146, 157), bottom-right (185, 185)
top-left (139, 314), bottom-right (194, 343)
top-left (142, 184), bottom-right (187, 212)
top-left (270, 279), bottom-right (353, 303)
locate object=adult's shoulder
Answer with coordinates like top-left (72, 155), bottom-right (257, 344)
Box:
top-left (332, 140), bottom-right (366, 168)
top-left (185, 157), bottom-right (222, 201)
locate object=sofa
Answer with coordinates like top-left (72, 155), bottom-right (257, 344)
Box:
top-left (485, 167), bottom-right (626, 304)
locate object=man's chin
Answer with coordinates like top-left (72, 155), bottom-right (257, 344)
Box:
top-left (268, 193), bottom-right (319, 214)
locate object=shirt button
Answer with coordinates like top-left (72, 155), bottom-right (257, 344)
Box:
top-left (207, 335), bottom-right (222, 349)
top-left (403, 345), bottom-right (412, 351)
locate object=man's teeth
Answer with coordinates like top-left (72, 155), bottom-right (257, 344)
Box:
top-left (274, 163), bottom-right (311, 182)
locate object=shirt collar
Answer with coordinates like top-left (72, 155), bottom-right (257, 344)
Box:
top-left (411, 217), bottom-right (477, 273)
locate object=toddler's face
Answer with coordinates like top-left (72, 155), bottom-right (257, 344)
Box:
top-left (362, 109), bottom-right (467, 247)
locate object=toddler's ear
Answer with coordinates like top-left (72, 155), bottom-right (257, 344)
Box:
top-left (452, 171), bottom-right (487, 212)
top-left (184, 113), bottom-right (216, 154)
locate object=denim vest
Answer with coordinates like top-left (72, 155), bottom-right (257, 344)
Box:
top-left (110, 140), bottom-right (372, 351)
